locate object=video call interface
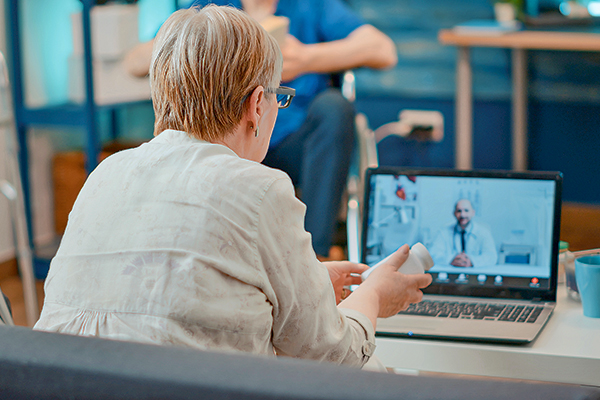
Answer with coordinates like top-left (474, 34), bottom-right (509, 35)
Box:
top-left (363, 173), bottom-right (558, 291)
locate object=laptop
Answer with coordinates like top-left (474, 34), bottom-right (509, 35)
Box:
top-left (360, 167), bottom-right (562, 344)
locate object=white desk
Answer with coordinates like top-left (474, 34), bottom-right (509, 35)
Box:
top-left (438, 29), bottom-right (600, 171)
top-left (374, 284), bottom-right (600, 386)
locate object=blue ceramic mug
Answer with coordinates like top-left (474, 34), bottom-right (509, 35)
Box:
top-left (575, 255), bottom-right (600, 318)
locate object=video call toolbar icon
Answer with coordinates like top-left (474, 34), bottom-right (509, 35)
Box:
top-left (530, 277), bottom-right (540, 288)
top-left (436, 272), bottom-right (449, 282)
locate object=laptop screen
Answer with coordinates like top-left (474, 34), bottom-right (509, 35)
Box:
top-left (361, 168), bottom-right (562, 301)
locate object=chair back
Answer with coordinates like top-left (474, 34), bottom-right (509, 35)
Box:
top-left (1, 325), bottom-right (597, 400)
top-left (346, 113), bottom-right (378, 263)
top-left (339, 70), bottom-right (378, 263)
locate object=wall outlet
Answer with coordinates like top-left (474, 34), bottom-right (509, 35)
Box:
top-left (374, 109), bottom-right (444, 143)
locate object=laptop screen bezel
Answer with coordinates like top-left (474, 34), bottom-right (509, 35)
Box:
top-left (360, 167), bottom-right (563, 302)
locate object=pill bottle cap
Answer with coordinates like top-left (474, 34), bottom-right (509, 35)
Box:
top-left (559, 241), bottom-right (569, 253)
top-left (411, 242), bottom-right (434, 271)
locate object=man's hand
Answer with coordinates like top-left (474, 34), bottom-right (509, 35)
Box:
top-left (241, 0), bottom-right (277, 22)
top-left (451, 252), bottom-right (473, 267)
top-left (280, 24), bottom-right (397, 83)
top-left (280, 34), bottom-right (311, 82)
top-left (123, 40), bottom-right (154, 78)
top-left (323, 261), bottom-right (368, 304)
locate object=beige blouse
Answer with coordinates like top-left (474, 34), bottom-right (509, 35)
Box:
top-left (34, 130), bottom-right (375, 367)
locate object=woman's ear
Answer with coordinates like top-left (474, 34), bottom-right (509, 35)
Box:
top-left (246, 85), bottom-right (265, 133)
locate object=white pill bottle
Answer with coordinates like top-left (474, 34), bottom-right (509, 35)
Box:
top-left (400, 242), bottom-right (434, 275)
top-left (362, 242), bottom-right (434, 281)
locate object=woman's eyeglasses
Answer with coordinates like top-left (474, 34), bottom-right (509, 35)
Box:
top-left (271, 86), bottom-right (295, 109)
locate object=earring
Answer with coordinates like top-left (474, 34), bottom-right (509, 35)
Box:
top-left (255, 126), bottom-right (260, 138)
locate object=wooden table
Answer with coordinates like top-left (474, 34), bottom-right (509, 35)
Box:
top-left (438, 29), bottom-right (600, 170)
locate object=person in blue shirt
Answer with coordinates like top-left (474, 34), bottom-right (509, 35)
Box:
top-left (125, 0), bottom-right (397, 259)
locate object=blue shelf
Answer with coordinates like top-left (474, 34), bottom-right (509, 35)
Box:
top-left (4, 0), bottom-right (162, 279)
top-left (17, 100), bottom-right (152, 127)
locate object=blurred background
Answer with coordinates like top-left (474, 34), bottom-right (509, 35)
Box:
top-left (1, 0), bottom-right (599, 325)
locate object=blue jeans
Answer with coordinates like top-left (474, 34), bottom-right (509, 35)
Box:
top-left (263, 89), bottom-right (355, 257)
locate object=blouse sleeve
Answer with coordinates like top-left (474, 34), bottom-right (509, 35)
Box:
top-left (255, 177), bottom-right (375, 367)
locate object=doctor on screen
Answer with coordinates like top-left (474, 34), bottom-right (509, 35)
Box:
top-left (429, 199), bottom-right (497, 268)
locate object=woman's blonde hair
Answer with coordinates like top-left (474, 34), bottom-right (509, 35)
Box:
top-left (150, 5), bottom-right (282, 141)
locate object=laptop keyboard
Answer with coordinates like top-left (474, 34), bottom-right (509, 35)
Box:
top-left (399, 300), bottom-right (544, 323)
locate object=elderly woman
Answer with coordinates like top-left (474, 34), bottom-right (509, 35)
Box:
top-left (34, 5), bottom-right (431, 367)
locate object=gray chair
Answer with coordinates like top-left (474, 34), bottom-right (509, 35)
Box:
top-left (1, 325), bottom-right (598, 400)
top-left (346, 111), bottom-right (378, 263)
top-left (345, 104), bottom-right (444, 263)
top-left (335, 69), bottom-right (379, 263)
top-left (0, 51), bottom-right (39, 326)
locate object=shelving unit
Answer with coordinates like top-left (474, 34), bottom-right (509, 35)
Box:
top-left (4, 0), bottom-right (166, 278)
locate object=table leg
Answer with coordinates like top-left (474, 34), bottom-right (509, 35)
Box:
top-left (456, 46), bottom-right (472, 170)
top-left (512, 48), bottom-right (528, 171)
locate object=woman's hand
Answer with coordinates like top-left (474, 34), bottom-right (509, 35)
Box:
top-left (361, 245), bottom-right (432, 318)
top-left (323, 261), bottom-right (368, 304)
top-left (338, 245), bottom-right (433, 329)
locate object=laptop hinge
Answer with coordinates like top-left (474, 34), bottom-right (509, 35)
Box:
top-left (531, 297), bottom-right (543, 302)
